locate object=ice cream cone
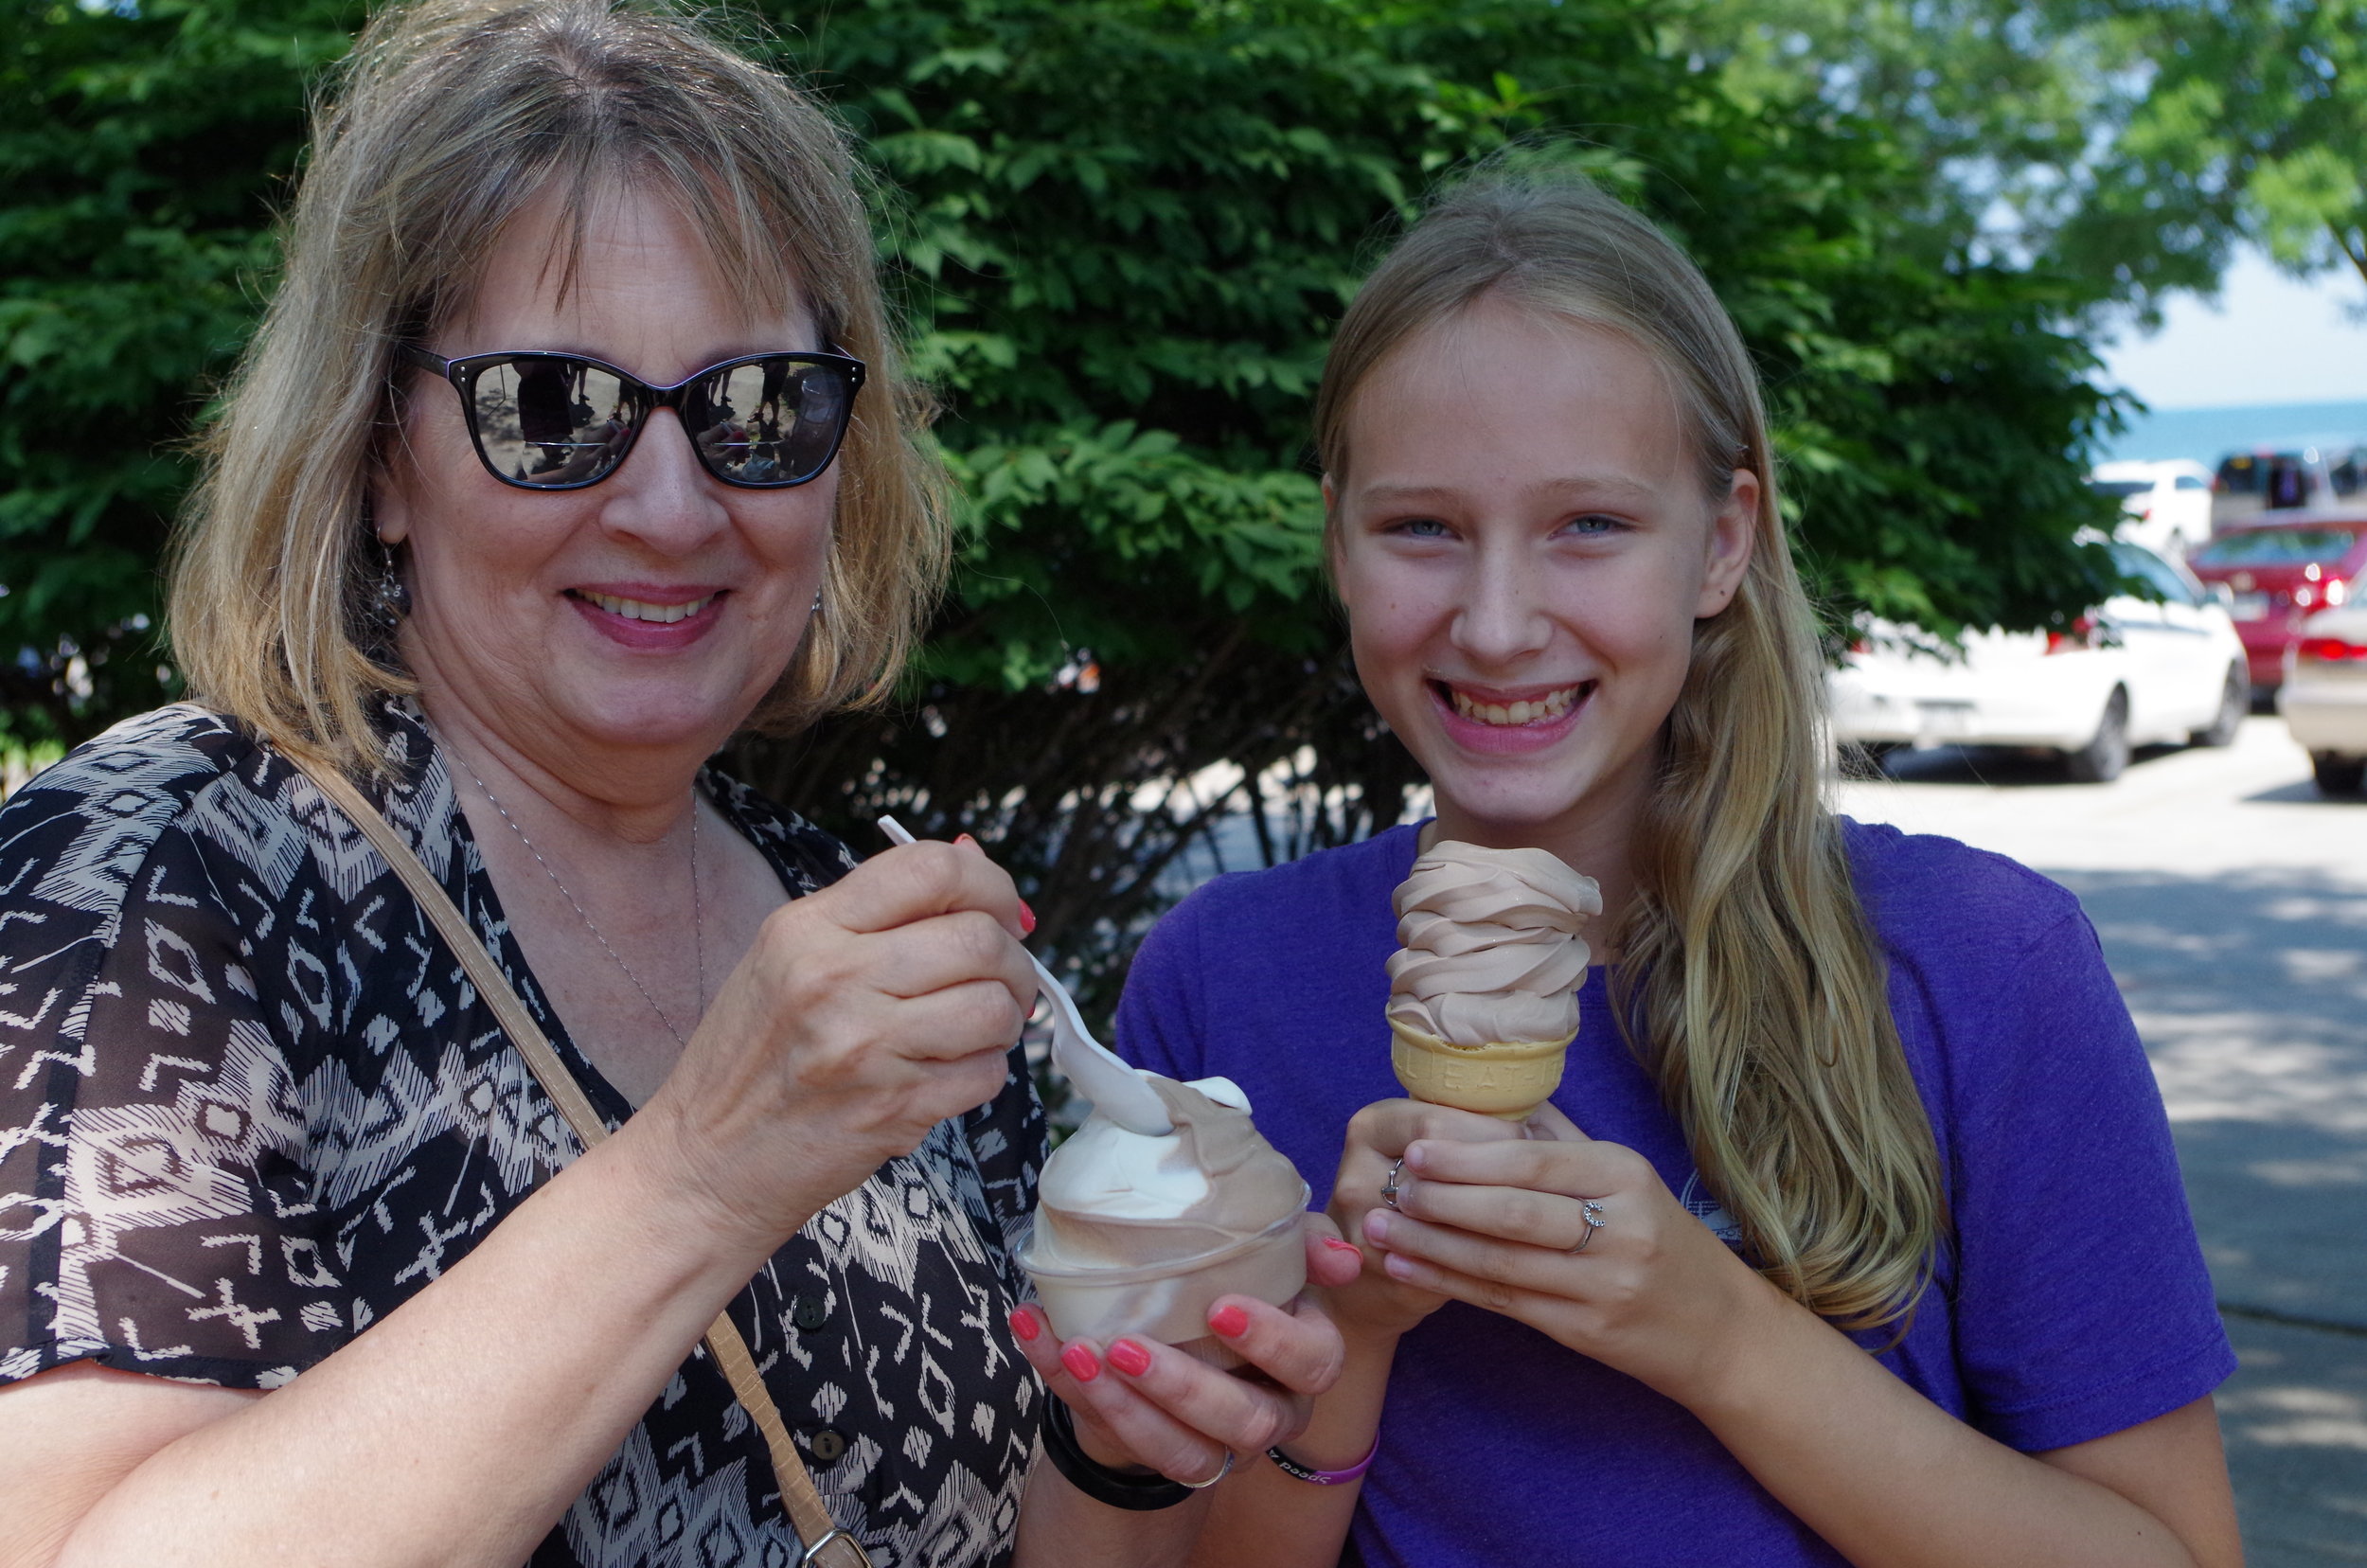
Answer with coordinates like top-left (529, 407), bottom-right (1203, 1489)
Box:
top-left (1385, 841), bottom-right (1596, 1119)
top-left (1390, 1018), bottom-right (1570, 1119)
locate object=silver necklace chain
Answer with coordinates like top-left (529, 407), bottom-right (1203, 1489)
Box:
top-left (451, 753), bottom-right (705, 1047)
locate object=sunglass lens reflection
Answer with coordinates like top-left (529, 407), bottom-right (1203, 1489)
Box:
top-left (471, 358), bottom-right (636, 487)
top-left (687, 361), bottom-right (848, 485)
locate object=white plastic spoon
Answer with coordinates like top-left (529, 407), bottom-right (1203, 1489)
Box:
top-left (877, 816), bottom-right (1174, 1135)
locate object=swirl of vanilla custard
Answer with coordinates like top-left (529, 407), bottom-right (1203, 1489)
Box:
top-left (1385, 842), bottom-right (1601, 1046)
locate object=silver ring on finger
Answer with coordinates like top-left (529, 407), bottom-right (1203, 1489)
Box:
top-left (1380, 1158), bottom-right (1405, 1211)
top-left (1180, 1449), bottom-right (1236, 1489)
top-left (1568, 1198), bottom-right (1608, 1254)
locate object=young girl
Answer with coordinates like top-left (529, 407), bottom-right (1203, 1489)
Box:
top-left (1031, 177), bottom-right (2244, 1566)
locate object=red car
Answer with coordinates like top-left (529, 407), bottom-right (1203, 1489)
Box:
top-left (2186, 514), bottom-right (2367, 692)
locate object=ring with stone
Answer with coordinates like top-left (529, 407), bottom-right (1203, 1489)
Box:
top-left (1381, 1157), bottom-right (1406, 1212)
top-left (1568, 1198), bottom-right (1608, 1254)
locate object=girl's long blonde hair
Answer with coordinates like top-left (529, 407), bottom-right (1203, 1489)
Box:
top-left (169, 0), bottom-right (950, 776)
top-left (1315, 175), bottom-right (1946, 1329)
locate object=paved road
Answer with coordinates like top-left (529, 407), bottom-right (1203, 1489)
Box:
top-left (1837, 717), bottom-right (2367, 1565)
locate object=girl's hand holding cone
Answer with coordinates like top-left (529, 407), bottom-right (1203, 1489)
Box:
top-left (1321, 1098), bottom-right (1538, 1341)
top-left (1355, 1104), bottom-right (1778, 1407)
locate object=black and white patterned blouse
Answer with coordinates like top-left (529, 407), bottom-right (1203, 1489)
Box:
top-left (0, 702), bottom-right (1046, 1568)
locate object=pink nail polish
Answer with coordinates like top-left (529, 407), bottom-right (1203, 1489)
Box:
top-left (1061, 1344), bottom-right (1101, 1381)
top-left (955, 833), bottom-right (979, 848)
top-left (1323, 1238), bottom-right (1362, 1255)
top-left (1107, 1339), bottom-right (1151, 1377)
top-left (1007, 1308), bottom-right (1039, 1343)
top-left (1208, 1303), bottom-right (1250, 1339)
top-left (1019, 899), bottom-right (1038, 935)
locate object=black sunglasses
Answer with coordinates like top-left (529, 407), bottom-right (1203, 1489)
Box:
top-left (397, 344), bottom-right (865, 490)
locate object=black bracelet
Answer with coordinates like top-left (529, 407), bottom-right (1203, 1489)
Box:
top-left (1038, 1398), bottom-right (1195, 1511)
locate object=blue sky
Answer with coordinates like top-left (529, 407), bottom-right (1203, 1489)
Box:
top-left (2097, 247), bottom-right (2367, 411)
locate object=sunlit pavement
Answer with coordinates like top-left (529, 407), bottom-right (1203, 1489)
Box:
top-left (1837, 717), bottom-right (2367, 1565)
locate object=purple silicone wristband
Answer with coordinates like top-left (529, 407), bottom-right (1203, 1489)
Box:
top-left (1266, 1435), bottom-right (1379, 1486)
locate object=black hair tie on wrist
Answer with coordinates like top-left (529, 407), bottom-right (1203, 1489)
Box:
top-left (1039, 1398), bottom-right (1195, 1511)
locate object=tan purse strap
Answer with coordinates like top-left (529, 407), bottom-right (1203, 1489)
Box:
top-left (291, 755), bottom-right (866, 1567)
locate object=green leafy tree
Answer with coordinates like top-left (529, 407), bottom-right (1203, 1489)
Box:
top-left (1683, 0), bottom-right (2367, 311)
top-left (1682, 0), bottom-right (2120, 248)
top-left (2061, 0), bottom-right (2367, 301)
top-left (0, 0), bottom-right (363, 739)
top-left (4, 0), bottom-right (2127, 1013)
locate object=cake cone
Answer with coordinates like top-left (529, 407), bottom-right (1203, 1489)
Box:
top-left (1389, 1018), bottom-right (1571, 1120)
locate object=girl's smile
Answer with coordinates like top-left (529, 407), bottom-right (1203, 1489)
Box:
top-left (1326, 295), bottom-right (1755, 882)
top-left (1430, 677), bottom-right (1593, 753)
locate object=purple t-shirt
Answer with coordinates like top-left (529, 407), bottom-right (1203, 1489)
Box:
top-left (1114, 819), bottom-right (2233, 1567)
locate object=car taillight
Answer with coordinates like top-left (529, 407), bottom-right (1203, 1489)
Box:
top-left (2296, 636), bottom-right (2367, 663)
top-left (2045, 616), bottom-right (2094, 654)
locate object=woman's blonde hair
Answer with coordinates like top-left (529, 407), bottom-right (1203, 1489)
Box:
top-left (1316, 175), bottom-right (1947, 1329)
top-left (169, 0), bottom-right (950, 775)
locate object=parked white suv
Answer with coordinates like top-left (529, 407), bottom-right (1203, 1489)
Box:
top-left (2088, 459), bottom-right (2214, 559)
top-left (1829, 541), bottom-right (2249, 783)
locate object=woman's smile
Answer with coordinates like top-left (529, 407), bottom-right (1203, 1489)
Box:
top-left (376, 180), bottom-right (836, 772)
top-left (564, 583), bottom-right (729, 650)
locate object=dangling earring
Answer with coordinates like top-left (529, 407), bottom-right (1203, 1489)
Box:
top-left (371, 537), bottom-right (412, 634)
top-left (810, 590), bottom-right (824, 616)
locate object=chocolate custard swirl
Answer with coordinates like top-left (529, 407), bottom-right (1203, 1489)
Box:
top-left (1385, 841), bottom-right (1602, 1046)
top-left (1030, 1077), bottom-right (1308, 1270)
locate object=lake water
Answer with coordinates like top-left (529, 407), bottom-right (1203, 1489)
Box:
top-left (2098, 399), bottom-right (2367, 467)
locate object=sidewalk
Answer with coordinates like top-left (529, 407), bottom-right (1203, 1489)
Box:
top-left (1838, 720), bottom-right (2367, 1564)
top-left (2218, 1313), bottom-right (2367, 1565)
top-left (2066, 864), bottom-right (2367, 1567)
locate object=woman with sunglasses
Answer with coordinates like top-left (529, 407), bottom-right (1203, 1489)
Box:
top-left (0, 3), bottom-right (1343, 1564)
top-left (1096, 176), bottom-right (2243, 1566)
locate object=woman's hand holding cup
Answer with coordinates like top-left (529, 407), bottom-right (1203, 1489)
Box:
top-left (1008, 1221), bottom-right (1361, 1488)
